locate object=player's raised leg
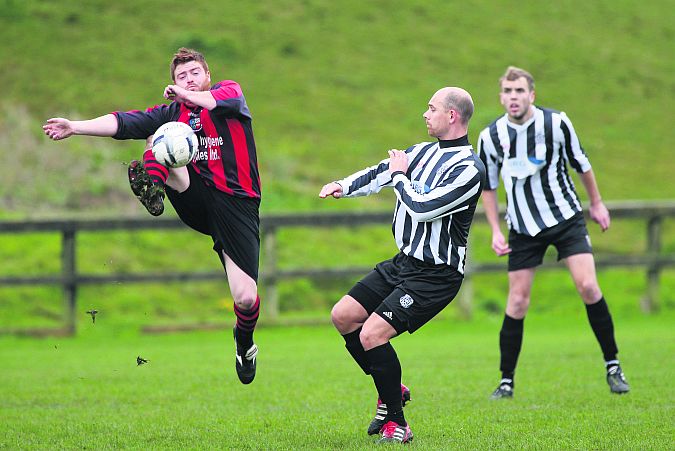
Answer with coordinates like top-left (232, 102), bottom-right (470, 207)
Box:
top-left (128, 138), bottom-right (168, 216)
top-left (566, 253), bottom-right (629, 394)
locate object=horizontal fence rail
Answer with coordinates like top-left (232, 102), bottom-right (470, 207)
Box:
top-left (1, 200), bottom-right (674, 335)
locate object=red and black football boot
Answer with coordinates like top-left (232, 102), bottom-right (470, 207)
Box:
top-left (367, 383), bottom-right (411, 435)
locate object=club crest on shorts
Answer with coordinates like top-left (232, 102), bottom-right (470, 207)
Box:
top-left (399, 294), bottom-right (414, 308)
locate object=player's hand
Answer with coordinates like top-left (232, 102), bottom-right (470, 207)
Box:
top-left (164, 84), bottom-right (190, 102)
top-left (319, 182), bottom-right (343, 199)
top-left (491, 230), bottom-right (512, 256)
top-left (388, 149), bottom-right (409, 175)
top-left (42, 118), bottom-right (75, 141)
top-left (589, 201), bottom-right (610, 232)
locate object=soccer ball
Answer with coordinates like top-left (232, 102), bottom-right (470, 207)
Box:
top-left (151, 121), bottom-right (198, 168)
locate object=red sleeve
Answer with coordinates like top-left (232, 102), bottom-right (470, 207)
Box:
top-left (210, 80), bottom-right (243, 101)
top-left (209, 80), bottom-right (251, 119)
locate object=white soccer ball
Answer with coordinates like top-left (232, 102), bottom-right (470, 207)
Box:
top-left (151, 121), bottom-right (198, 168)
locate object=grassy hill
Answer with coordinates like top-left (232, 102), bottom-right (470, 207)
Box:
top-left (0, 1), bottom-right (673, 326)
top-left (1, 0), bottom-right (673, 215)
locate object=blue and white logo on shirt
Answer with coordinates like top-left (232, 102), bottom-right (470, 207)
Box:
top-left (411, 181), bottom-right (430, 195)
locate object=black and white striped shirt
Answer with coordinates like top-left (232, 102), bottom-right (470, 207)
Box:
top-left (337, 136), bottom-right (485, 274)
top-left (477, 106), bottom-right (591, 236)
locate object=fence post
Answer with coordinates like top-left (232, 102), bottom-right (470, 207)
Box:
top-left (263, 225), bottom-right (279, 320)
top-left (641, 215), bottom-right (662, 312)
top-left (62, 227), bottom-right (77, 335)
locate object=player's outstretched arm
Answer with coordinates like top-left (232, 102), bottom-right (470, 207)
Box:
top-left (319, 182), bottom-right (343, 199)
top-left (43, 114), bottom-right (119, 141)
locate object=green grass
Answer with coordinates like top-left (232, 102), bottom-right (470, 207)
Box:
top-left (1, 312), bottom-right (673, 449)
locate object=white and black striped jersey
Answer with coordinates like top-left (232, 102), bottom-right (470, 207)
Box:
top-left (336, 136), bottom-right (486, 274)
top-left (477, 106), bottom-right (592, 236)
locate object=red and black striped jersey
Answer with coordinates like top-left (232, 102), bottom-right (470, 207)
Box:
top-left (112, 80), bottom-right (261, 199)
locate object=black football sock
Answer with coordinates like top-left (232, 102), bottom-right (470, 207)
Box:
top-left (142, 149), bottom-right (168, 187)
top-left (500, 314), bottom-right (524, 384)
top-left (585, 297), bottom-right (619, 362)
top-left (387, 408), bottom-right (406, 426)
top-left (342, 328), bottom-right (371, 375)
top-left (366, 342), bottom-right (406, 427)
top-left (234, 296), bottom-right (260, 350)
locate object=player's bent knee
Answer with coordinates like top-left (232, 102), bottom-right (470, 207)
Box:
top-left (331, 296), bottom-right (366, 332)
top-left (359, 328), bottom-right (387, 351)
top-left (232, 290), bottom-right (258, 310)
top-left (166, 167), bottom-right (190, 193)
top-left (330, 304), bottom-right (345, 329)
top-left (577, 281), bottom-right (602, 303)
top-left (507, 295), bottom-right (530, 317)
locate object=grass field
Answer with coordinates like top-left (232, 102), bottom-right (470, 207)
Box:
top-left (1, 311), bottom-right (673, 449)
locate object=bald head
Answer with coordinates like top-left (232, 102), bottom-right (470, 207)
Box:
top-left (435, 87), bottom-right (474, 126)
top-left (424, 86), bottom-right (474, 139)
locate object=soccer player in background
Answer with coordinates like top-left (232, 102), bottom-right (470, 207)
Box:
top-left (43, 48), bottom-right (262, 385)
top-left (320, 87), bottom-right (485, 443)
top-left (477, 66), bottom-right (630, 399)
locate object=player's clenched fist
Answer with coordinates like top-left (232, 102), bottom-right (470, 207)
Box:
top-left (388, 149), bottom-right (409, 174)
top-left (319, 182), bottom-right (343, 199)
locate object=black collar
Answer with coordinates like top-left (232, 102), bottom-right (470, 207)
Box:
top-left (438, 135), bottom-right (470, 148)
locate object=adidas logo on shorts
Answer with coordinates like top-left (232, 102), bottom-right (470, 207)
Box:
top-left (383, 311), bottom-right (393, 320)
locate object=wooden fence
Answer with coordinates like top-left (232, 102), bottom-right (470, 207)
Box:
top-left (1, 200), bottom-right (674, 336)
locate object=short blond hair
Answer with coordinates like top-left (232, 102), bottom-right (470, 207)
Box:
top-left (499, 66), bottom-right (535, 91)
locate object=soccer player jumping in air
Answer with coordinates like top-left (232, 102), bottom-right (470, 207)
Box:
top-left (477, 66), bottom-right (630, 399)
top-left (43, 48), bottom-right (262, 385)
top-left (320, 87), bottom-right (485, 444)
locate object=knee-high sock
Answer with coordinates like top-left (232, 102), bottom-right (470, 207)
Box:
top-left (143, 149), bottom-right (169, 186)
top-left (234, 296), bottom-right (260, 350)
top-left (585, 297), bottom-right (618, 362)
top-left (366, 342), bottom-right (405, 425)
top-left (500, 314), bottom-right (524, 382)
top-left (342, 328), bottom-right (371, 375)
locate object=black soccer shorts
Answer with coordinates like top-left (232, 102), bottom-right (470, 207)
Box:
top-left (166, 165), bottom-right (261, 281)
top-left (508, 212), bottom-right (593, 271)
top-left (348, 252), bottom-right (464, 334)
